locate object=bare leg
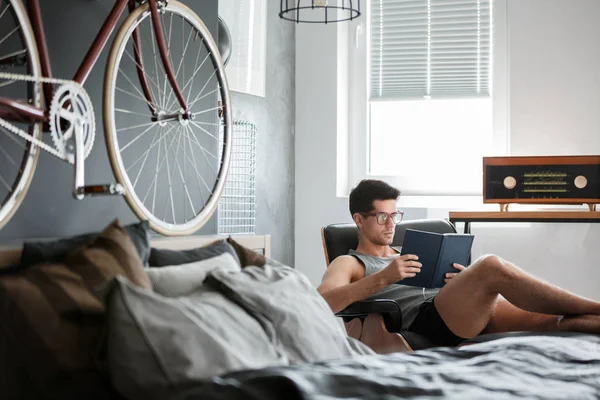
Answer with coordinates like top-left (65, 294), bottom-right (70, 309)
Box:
top-left (483, 297), bottom-right (600, 335)
top-left (360, 314), bottom-right (411, 354)
top-left (434, 255), bottom-right (600, 338)
top-left (482, 296), bottom-right (561, 333)
top-left (344, 318), bottom-right (363, 340)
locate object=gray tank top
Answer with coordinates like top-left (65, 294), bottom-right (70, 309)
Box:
top-left (348, 248), bottom-right (438, 330)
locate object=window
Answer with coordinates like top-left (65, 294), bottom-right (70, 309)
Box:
top-left (347, 0), bottom-right (507, 198)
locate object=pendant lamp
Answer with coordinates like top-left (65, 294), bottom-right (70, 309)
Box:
top-left (279, 0), bottom-right (361, 23)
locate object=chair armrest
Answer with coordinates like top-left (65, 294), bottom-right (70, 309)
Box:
top-left (335, 299), bottom-right (401, 317)
top-left (335, 299), bottom-right (403, 332)
top-left (335, 299), bottom-right (445, 351)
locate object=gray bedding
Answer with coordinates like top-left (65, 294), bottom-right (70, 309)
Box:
top-left (177, 334), bottom-right (600, 400)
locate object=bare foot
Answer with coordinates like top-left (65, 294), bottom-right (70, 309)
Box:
top-left (559, 314), bottom-right (600, 334)
top-left (360, 314), bottom-right (412, 354)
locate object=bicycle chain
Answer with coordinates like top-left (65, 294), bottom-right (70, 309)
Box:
top-left (0, 72), bottom-right (94, 163)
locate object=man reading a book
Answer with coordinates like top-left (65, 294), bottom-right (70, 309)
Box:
top-left (317, 179), bottom-right (600, 352)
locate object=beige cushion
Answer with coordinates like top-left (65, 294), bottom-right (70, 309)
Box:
top-left (146, 253), bottom-right (241, 297)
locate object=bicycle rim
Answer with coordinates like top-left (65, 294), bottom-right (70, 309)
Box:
top-left (0, 0), bottom-right (42, 230)
top-left (104, 1), bottom-right (232, 236)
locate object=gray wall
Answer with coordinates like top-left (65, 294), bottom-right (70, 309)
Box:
top-left (0, 0), bottom-right (296, 266)
top-left (229, 1), bottom-right (295, 265)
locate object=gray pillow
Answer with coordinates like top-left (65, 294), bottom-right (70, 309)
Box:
top-left (205, 263), bottom-right (375, 364)
top-left (146, 253), bottom-right (241, 297)
top-left (102, 277), bottom-right (289, 400)
top-left (149, 239), bottom-right (240, 267)
top-left (20, 220), bottom-right (151, 268)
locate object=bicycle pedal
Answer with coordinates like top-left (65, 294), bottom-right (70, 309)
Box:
top-left (75, 184), bottom-right (125, 197)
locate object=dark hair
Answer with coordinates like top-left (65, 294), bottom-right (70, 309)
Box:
top-left (349, 179), bottom-right (401, 216)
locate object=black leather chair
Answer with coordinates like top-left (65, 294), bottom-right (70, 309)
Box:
top-left (321, 218), bottom-right (457, 350)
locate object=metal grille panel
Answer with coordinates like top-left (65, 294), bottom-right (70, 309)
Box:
top-left (218, 120), bottom-right (256, 234)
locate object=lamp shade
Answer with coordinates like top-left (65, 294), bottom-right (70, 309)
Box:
top-left (279, 0), bottom-right (361, 23)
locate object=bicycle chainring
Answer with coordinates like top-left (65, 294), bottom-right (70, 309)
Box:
top-left (49, 82), bottom-right (95, 161)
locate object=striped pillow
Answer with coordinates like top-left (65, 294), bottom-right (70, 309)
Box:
top-left (0, 219), bottom-right (151, 399)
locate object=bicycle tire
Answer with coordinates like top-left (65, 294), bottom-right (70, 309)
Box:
top-left (0, 0), bottom-right (43, 230)
top-left (103, 0), bottom-right (232, 236)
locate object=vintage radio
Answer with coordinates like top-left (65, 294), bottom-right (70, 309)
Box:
top-left (483, 156), bottom-right (600, 211)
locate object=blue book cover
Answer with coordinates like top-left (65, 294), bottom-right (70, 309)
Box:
top-left (399, 229), bottom-right (474, 288)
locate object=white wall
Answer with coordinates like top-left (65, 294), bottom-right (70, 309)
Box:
top-left (295, 0), bottom-right (600, 300)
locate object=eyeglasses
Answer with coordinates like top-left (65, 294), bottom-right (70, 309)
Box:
top-left (360, 211), bottom-right (404, 225)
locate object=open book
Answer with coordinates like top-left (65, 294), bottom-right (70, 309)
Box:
top-left (398, 229), bottom-right (474, 288)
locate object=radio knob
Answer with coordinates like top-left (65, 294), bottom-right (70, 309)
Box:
top-left (574, 175), bottom-right (588, 189)
top-left (503, 176), bottom-right (517, 190)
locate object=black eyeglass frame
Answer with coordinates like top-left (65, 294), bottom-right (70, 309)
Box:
top-left (359, 211), bottom-right (404, 225)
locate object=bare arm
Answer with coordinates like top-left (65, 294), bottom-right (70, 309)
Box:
top-left (317, 256), bottom-right (389, 314)
top-left (317, 254), bottom-right (423, 314)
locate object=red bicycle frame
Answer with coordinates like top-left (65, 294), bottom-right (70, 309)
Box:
top-left (0, 0), bottom-right (189, 125)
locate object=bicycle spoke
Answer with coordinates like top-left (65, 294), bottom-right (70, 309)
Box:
top-left (132, 127), bottom-right (159, 189)
top-left (0, 173), bottom-right (12, 192)
top-left (168, 49), bottom-right (209, 111)
top-left (186, 124), bottom-right (218, 175)
top-left (186, 87), bottom-right (218, 112)
top-left (187, 68), bottom-right (217, 109)
top-left (163, 20), bottom-right (193, 110)
top-left (124, 45), bottom-right (161, 100)
top-left (117, 120), bottom-right (157, 133)
top-left (0, 25), bottom-right (19, 47)
top-left (146, 19), bottom-right (166, 110)
top-left (115, 85), bottom-right (155, 107)
top-left (0, 3), bottom-right (12, 21)
top-left (125, 123), bottom-right (178, 174)
top-left (183, 125), bottom-right (209, 200)
top-left (171, 132), bottom-right (195, 217)
top-left (0, 125), bottom-right (26, 150)
top-left (0, 144), bottom-right (17, 167)
top-left (162, 124), bottom-right (178, 224)
top-left (189, 119), bottom-right (219, 141)
top-left (151, 127), bottom-right (163, 214)
top-left (184, 35), bottom-right (205, 104)
top-left (0, 48), bottom-right (26, 63)
top-left (140, 125), bottom-right (178, 207)
top-left (117, 67), bottom-right (156, 109)
top-left (189, 120), bottom-right (220, 127)
top-left (115, 108), bottom-right (152, 117)
top-left (0, 79), bottom-right (16, 89)
top-left (169, 125), bottom-right (193, 219)
top-left (120, 121), bottom-right (159, 152)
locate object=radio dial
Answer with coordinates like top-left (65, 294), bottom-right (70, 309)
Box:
top-left (574, 175), bottom-right (588, 189)
top-left (503, 176), bottom-right (517, 190)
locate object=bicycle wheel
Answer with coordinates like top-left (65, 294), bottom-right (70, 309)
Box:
top-left (0, 0), bottom-right (42, 230)
top-left (104, 0), bottom-right (232, 236)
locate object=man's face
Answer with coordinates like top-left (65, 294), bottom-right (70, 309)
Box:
top-left (356, 199), bottom-right (398, 246)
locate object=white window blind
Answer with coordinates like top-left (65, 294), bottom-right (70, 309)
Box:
top-left (370, 0), bottom-right (492, 100)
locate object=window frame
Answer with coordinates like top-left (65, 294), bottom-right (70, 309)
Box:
top-left (343, 0), bottom-right (509, 205)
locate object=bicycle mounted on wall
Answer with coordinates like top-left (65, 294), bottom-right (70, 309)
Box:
top-left (0, 0), bottom-right (232, 236)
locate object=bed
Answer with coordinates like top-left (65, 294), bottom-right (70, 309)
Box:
top-left (179, 332), bottom-right (600, 399)
top-left (1, 221), bottom-right (599, 400)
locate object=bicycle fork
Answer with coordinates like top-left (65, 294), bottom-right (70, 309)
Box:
top-left (147, 0), bottom-right (190, 116)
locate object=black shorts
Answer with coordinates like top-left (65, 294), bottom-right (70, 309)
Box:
top-left (409, 298), bottom-right (465, 347)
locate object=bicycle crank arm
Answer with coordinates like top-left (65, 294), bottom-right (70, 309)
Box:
top-left (72, 126), bottom-right (125, 199)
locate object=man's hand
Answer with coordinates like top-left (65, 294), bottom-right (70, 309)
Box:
top-left (381, 254), bottom-right (422, 284)
top-left (444, 263), bottom-right (466, 284)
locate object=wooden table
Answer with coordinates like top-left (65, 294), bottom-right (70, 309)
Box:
top-left (448, 210), bottom-right (600, 264)
top-left (448, 210), bottom-right (600, 234)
